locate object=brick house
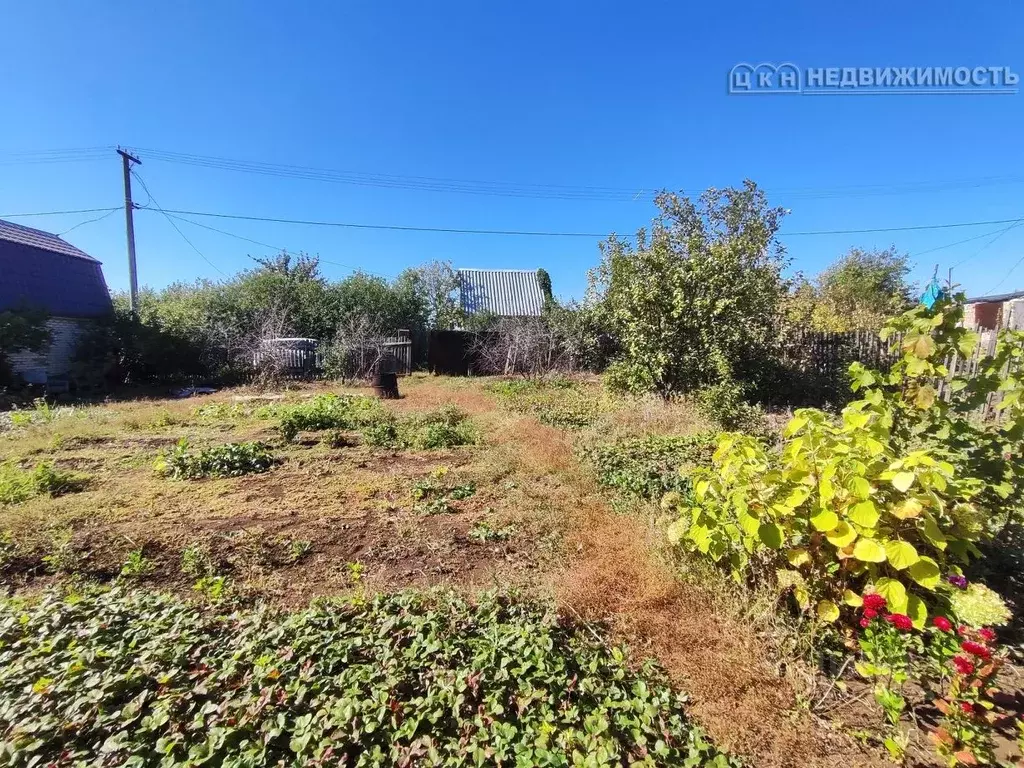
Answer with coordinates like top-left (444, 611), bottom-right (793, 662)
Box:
top-left (0, 219), bottom-right (113, 386)
top-left (963, 290), bottom-right (1024, 331)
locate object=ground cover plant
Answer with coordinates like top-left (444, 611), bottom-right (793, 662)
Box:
top-left (0, 587), bottom-right (737, 768)
top-left (277, 393), bottom-right (386, 442)
top-left (487, 377), bottom-right (605, 430)
top-left (361, 404), bottom-right (477, 449)
top-left (580, 433), bottom-right (716, 501)
top-left (0, 461), bottom-right (87, 505)
top-left (157, 439), bottom-right (277, 479)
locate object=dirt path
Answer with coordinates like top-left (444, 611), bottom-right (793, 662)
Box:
top-left (486, 411), bottom-right (884, 768)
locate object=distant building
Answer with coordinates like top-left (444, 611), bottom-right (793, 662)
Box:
top-left (0, 219), bottom-right (113, 385)
top-left (964, 290), bottom-right (1024, 331)
top-left (456, 268), bottom-right (549, 319)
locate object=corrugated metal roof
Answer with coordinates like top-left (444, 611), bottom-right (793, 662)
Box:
top-left (967, 290), bottom-right (1024, 304)
top-left (457, 269), bottom-right (547, 317)
top-left (0, 218), bottom-right (112, 318)
top-left (0, 219), bottom-right (99, 263)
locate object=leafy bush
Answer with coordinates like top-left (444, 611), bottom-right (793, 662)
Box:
top-left (0, 461), bottom-right (87, 505)
top-left (0, 588), bottom-right (736, 767)
top-left (362, 405), bottom-right (476, 450)
top-left (581, 433), bottom-right (716, 500)
top-left (278, 394), bottom-right (385, 442)
top-left (667, 295), bottom-right (1023, 629)
top-left (948, 583), bottom-right (1011, 629)
top-left (157, 439), bottom-right (276, 479)
top-left (693, 381), bottom-right (767, 434)
top-left (591, 182), bottom-right (788, 397)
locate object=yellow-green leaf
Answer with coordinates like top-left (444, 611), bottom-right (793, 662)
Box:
top-left (667, 520), bottom-right (688, 544)
top-left (906, 594), bottom-right (927, 629)
top-left (874, 577), bottom-right (908, 615)
top-left (890, 498), bottom-right (923, 520)
top-left (758, 522), bottom-right (784, 549)
top-left (738, 511), bottom-right (760, 538)
top-left (907, 556), bottom-right (941, 589)
top-left (783, 416), bottom-right (808, 437)
top-left (920, 517), bottom-right (947, 551)
top-left (694, 480), bottom-right (710, 500)
top-left (910, 334), bottom-right (936, 359)
top-left (787, 548), bottom-right (811, 567)
top-left (849, 476), bottom-right (871, 500)
top-left (810, 508), bottom-right (839, 532)
top-left (843, 589), bottom-right (863, 607)
top-left (914, 384), bottom-right (937, 410)
top-left (816, 600), bottom-right (840, 623)
top-left (891, 472), bottom-right (915, 493)
top-left (853, 538), bottom-right (887, 563)
top-left (848, 500), bottom-right (880, 528)
top-left (884, 540), bottom-right (919, 570)
top-left (826, 521), bottom-right (857, 548)
top-left (794, 585), bottom-right (811, 610)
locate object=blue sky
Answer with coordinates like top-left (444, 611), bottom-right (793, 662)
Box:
top-left (1, 2), bottom-right (1022, 301)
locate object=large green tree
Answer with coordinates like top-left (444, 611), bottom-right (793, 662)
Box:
top-left (786, 247), bottom-right (914, 332)
top-left (589, 181), bottom-right (788, 395)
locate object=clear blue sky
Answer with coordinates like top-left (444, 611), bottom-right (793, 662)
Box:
top-left (1, 2), bottom-right (1022, 301)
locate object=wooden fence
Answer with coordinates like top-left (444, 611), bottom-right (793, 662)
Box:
top-left (776, 328), bottom-right (1011, 418)
top-left (253, 330), bottom-right (413, 380)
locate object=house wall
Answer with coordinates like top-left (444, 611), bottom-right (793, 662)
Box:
top-left (964, 300), bottom-right (1024, 331)
top-left (7, 317), bottom-right (92, 384)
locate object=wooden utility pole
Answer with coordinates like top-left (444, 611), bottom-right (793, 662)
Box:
top-left (117, 148), bottom-right (142, 314)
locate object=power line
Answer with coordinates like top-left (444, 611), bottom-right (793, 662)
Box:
top-left (143, 205), bottom-right (1024, 239)
top-left (0, 207), bottom-right (121, 218)
top-left (161, 211), bottom-right (396, 279)
top-left (951, 218), bottom-right (1024, 269)
top-left (143, 206), bottom-right (624, 238)
top-left (127, 146), bottom-right (1024, 203)
top-left (57, 208), bottom-right (120, 237)
top-left (131, 171), bottom-right (227, 277)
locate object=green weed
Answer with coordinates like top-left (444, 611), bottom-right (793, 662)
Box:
top-left (157, 439), bottom-right (276, 480)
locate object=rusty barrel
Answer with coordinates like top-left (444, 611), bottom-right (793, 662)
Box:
top-left (372, 371), bottom-right (399, 399)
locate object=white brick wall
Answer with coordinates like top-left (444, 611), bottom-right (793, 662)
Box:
top-left (7, 317), bottom-right (91, 384)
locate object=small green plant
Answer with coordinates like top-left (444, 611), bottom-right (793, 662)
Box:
top-left (362, 406), bottom-right (476, 450)
top-left (41, 528), bottom-right (79, 574)
top-left (157, 439), bottom-right (276, 480)
top-left (0, 461), bottom-right (88, 505)
top-left (693, 380), bottom-right (767, 433)
top-left (193, 575), bottom-right (230, 602)
top-left (948, 582), bottom-right (1011, 629)
top-left (468, 520), bottom-right (516, 543)
top-left (288, 539), bottom-right (312, 563)
top-left (582, 433), bottom-right (716, 501)
top-left (277, 394), bottom-right (384, 442)
top-left (119, 549), bottom-right (155, 579)
top-left (345, 561), bottom-right (365, 585)
top-left (180, 542), bottom-right (214, 578)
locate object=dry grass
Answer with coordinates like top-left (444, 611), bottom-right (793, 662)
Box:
top-left (0, 374), bottom-right (884, 766)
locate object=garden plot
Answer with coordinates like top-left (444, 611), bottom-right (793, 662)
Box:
top-left (0, 381), bottom-right (557, 605)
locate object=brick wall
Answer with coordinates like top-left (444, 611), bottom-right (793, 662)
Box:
top-left (7, 316), bottom-right (92, 384)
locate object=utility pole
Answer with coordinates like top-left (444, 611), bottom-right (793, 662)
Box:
top-left (117, 148), bottom-right (142, 314)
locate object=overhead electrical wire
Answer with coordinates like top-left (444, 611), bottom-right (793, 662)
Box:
top-left (125, 146), bottom-right (1024, 203)
top-left (161, 211), bottom-right (394, 279)
top-left (0, 207), bottom-right (121, 218)
top-left (140, 206), bottom-right (1024, 239)
top-left (130, 170), bottom-right (227, 277)
top-left (57, 208), bottom-right (120, 237)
